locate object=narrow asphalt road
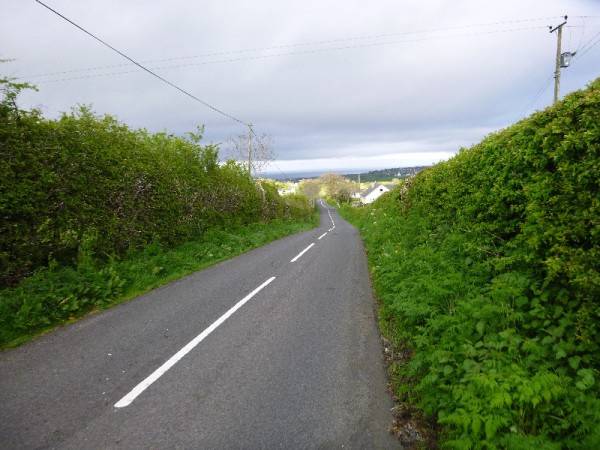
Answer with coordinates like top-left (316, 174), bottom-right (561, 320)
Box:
top-left (0, 201), bottom-right (400, 449)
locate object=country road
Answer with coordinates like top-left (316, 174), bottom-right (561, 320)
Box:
top-left (0, 201), bottom-right (400, 449)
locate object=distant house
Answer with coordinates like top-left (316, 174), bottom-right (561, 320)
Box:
top-left (277, 182), bottom-right (299, 196)
top-left (361, 183), bottom-right (390, 204)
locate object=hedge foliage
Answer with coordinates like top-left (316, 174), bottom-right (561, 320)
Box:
top-left (0, 77), bottom-right (312, 288)
top-left (0, 218), bottom-right (317, 348)
top-left (342, 78), bottom-right (599, 448)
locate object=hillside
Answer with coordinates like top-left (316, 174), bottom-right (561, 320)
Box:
top-left (341, 77), bottom-right (600, 448)
top-left (270, 166), bottom-right (428, 183)
top-left (344, 166), bottom-right (429, 182)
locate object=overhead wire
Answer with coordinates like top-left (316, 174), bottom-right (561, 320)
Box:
top-left (520, 74), bottom-right (555, 117)
top-left (20, 16), bottom-right (567, 82)
top-left (34, 0), bottom-right (248, 126)
top-left (25, 5), bottom-right (600, 176)
top-left (34, 0), bottom-right (297, 178)
top-left (575, 16), bottom-right (586, 51)
top-left (23, 25), bottom-right (553, 85)
top-left (571, 29), bottom-right (600, 63)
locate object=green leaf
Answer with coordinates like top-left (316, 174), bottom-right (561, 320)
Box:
top-left (472, 415), bottom-right (482, 436)
top-left (541, 335), bottom-right (554, 345)
top-left (576, 368), bottom-right (595, 390)
top-left (555, 346), bottom-right (567, 359)
top-left (476, 320), bottom-right (485, 335)
top-left (568, 356), bottom-right (581, 370)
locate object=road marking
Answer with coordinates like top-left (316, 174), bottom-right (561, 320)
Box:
top-left (320, 199), bottom-right (335, 230)
top-left (318, 232), bottom-right (327, 240)
top-left (290, 243), bottom-right (315, 262)
top-left (114, 276), bottom-right (277, 408)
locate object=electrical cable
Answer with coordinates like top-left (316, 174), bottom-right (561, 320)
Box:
top-left (26, 4), bottom-right (600, 165)
top-left (575, 16), bottom-right (586, 51)
top-left (571, 29), bottom-right (600, 63)
top-left (23, 25), bottom-right (551, 85)
top-left (20, 16), bottom-right (566, 81)
top-left (34, 0), bottom-right (248, 126)
top-left (520, 74), bottom-right (554, 117)
top-left (520, 18), bottom-right (600, 118)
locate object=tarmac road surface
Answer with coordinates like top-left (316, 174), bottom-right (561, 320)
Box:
top-left (0, 201), bottom-right (400, 449)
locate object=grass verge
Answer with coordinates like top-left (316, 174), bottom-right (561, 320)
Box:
top-left (0, 215), bottom-right (318, 350)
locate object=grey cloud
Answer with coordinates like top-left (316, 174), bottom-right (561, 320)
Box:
top-left (2, 0), bottom-right (599, 172)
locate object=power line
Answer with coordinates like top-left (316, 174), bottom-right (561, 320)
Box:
top-left (572, 29), bottom-right (600, 63)
top-left (520, 22), bottom-right (600, 117)
top-left (22, 16), bottom-right (562, 80)
top-left (520, 74), bottom-right (554, 117)
top-left (34, 0), bottom-right (247, 126)
top-left (23, 25), bottom-right (553, 85)
top-left (574, 16), bottom-right (586, 51)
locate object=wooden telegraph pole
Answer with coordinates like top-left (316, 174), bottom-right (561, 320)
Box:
top-left (550, 16), bottom-right (568, 104)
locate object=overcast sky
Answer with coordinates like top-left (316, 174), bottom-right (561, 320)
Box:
top-left (2, 1), bottom-right (600, 176)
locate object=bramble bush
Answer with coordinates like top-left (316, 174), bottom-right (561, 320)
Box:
top-left (342, 77), bottom-right (599, 448)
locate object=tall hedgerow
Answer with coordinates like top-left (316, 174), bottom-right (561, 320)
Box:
top-left (0, 76), bottom-right (312, 288)
top-left (342, 77), bottom-right (599, 448)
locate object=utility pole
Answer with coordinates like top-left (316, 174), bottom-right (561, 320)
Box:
top-left (550, 16), bottom-right (568, 104)
top-left (247, 123), bottom-right (253, 174)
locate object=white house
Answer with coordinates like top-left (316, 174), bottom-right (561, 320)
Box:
top-left (277, 182), bottom-right (299, 196)
top-left (361, 183), bottom-right (390, 204)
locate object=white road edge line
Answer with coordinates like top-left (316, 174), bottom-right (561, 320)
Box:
top-left (114, 276), bottom-right (277, 408)
top-left (318, 232), bottom-right (327, 240)
top-left (290, 243), bottom-right (315, 262)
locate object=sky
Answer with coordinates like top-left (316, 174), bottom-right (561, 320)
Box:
top-left (2, 1), bottom-right (600, 177)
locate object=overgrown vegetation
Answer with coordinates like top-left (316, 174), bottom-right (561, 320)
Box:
top-left (341, 78), bottom-right (599, 448)
top-left (0, 218), bottom-right (316, 349)
top-left (0, 74), bottom-right (315, 347)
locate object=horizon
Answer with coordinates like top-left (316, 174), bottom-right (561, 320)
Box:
top-left (262, 164), bottom-right (430, 181)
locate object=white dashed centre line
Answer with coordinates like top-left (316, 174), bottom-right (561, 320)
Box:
top-left (114, 276), bottom-right (276, 408)
top-left (290, 243), bottom-right (315, 262)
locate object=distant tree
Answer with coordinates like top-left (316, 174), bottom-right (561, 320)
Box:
top-left (319, 172), bottom-right (354, 203)
top-left (334, 185), bottom-right (353, 203)
top-left (298, 178), bottom-right (321, 207)
top-left (226, 126), bottom-right (275, 177)
top-left (319, 173), bottom-right (344, 197)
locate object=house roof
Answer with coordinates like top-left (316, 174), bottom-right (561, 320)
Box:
top-left (361, 183), bottom-right (389, 197)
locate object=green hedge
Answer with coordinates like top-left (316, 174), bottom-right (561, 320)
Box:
top-left (1, 79), bottom-right (312, 288)
top-left (0, 217), bottom-right (317, 348)
top-left (342, 78), bottom-right (599, 448)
